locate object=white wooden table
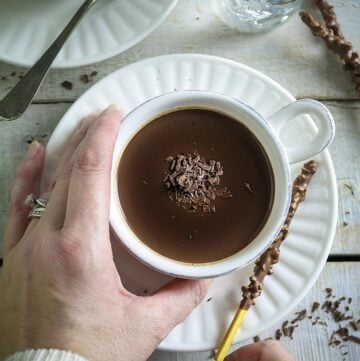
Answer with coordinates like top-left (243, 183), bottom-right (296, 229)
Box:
top-left (0, 1), bottom-right (359, 360)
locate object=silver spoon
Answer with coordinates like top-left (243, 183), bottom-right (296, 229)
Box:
top-left (0, 0), bottom-right (99, 121)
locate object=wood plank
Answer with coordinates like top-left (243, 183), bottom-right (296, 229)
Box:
top-left (150, 262), bottom-right (360, 361)
top-left (325, 101), bottom-right (360, 256)
top-left (0, 100), bottom-right (359, 258)
top-left (1, 0), bottom-right (360, 102)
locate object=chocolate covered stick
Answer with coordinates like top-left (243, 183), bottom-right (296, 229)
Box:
top-left (299, 1), bottom-right (360, 96)
top-left (214, 160), bottom-right (318, 361)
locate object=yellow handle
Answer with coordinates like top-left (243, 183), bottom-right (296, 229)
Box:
top-left (214, 308), bottom-right (248, 361)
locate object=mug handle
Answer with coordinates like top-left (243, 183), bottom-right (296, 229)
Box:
top-left (268, 99), bottom-right (335, 164)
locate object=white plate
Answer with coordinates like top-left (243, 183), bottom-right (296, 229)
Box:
top-left (41, 54), bottom-right (338, 352)
top-left (0, 0), bottom-right (178, 68)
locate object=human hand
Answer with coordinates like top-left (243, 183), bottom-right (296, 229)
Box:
top-left (0, 105), bottom-right (211, 361)
top-left (225, 340), bottom-right (294, 361)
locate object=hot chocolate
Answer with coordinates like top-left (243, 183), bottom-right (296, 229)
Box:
top-left (117, 108), bottom-right (274, 263)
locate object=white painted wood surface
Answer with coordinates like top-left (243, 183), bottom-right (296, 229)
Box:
top-left (0, 1), bottom-right (359, 360)
top-left (150, 262), bottom-right (360, 361)
top-left (0, 0), bottom-right (360, 101)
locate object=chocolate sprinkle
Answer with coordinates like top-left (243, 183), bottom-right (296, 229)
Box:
top-left (312, 301), bottom-right (321, 313)
top-left (164, 152), bottom-right (231, 213)
top-left (61, 80), bottom-right (73, 90)
top-left (291, 310), bottom-right (307, 324)
top-left (240, 160), bottom-right (318, 310)
top-left (80, 71), bottom-right (98, 84)
top-left (260, 288), bottom-right (359, 358)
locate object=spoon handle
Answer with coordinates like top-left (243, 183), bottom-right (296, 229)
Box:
top-left (0, 0), bottom-right (98, 121)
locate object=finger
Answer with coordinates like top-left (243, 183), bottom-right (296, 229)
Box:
top-left (143, 279), bottom-right (212, 334)
top-left (62, 105), bottom-right (122, 236)
top-left (225, 340), bottom-right (294, 361)
top-left (3, 141), bottom-right (45, 256)
top-left (41, 115), bottom-right (96, 229)
top-left (49, 114), bottom-right (96, 189)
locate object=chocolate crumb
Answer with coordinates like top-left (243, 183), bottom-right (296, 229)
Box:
top-left (288, 326), bottom-right (296, 339)
top-left (1, 76), bottom-right (6, 80)
top-left (291, 309), bottom-right (307, 324)
top-left (80, 71), bottom-right (98, 84)
top-left (143, 289), bottom-right (148, 294)
top-left (312, 301), bottom-right (320, 313)
top-left (282, 320), bottom-right (289, 332)
top-left (253, 335), bottom-right (260, 343)
top-left (80, 74), bottom-right (90, 84)
top-left (342, 221), bottom-right (348, 227)
top-left (61, 81), bottom-right (73, 90)
top-left (196, 17), bottom-right (200, 20)
top-left (206, 298), bottom-right (212, 302)
top-left (0, 258), bottom-right (2, 267)
top-left (345, 211), bottom-right (350, 215)
top-left (275, 329), bottom-right (282, 340)
top-left (325, 288), bottom-right (333, 298)
top-left (348, 297), bottom-right (352, 304)
top-left (344, 184), bottom-right (354, 196)
top-left (26, 136), bottom-right (35, 144)
top-left (348, 335), bottom-right (360, 345)
top-left (11, 71), bottom-right (16, 76)
top-left (349, 320), bottom-right (360, 331)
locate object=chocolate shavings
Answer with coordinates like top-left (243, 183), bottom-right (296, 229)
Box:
top-left (164, 152), bottom-right (231, 213)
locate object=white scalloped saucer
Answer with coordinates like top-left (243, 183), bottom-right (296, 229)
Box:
top-left (0, 0), bottom-right (178, 68)
top-left (40, 54), bottom-right (337, 352)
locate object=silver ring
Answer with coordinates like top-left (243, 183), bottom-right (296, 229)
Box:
top-left (24, 194), bottom-right (48, 219)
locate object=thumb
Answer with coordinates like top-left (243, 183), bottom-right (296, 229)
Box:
top-left (225, 340), bottom-right (294, 361)
top-left (143, 278), bottom-right (212, 335)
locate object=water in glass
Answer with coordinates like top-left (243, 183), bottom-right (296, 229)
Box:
top-left (213, 0), bottom-right (303, 32)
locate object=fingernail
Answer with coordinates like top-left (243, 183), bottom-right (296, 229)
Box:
top-left (101, 104), bottom-right (121, 116)
top-left (25, 140), bottom-right (40, 160)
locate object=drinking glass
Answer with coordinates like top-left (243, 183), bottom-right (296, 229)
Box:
top-left (213, 0), bottom-right (303, 32)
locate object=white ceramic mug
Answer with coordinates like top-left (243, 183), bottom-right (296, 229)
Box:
top-left (110, 91), bottom-right (335, 279)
